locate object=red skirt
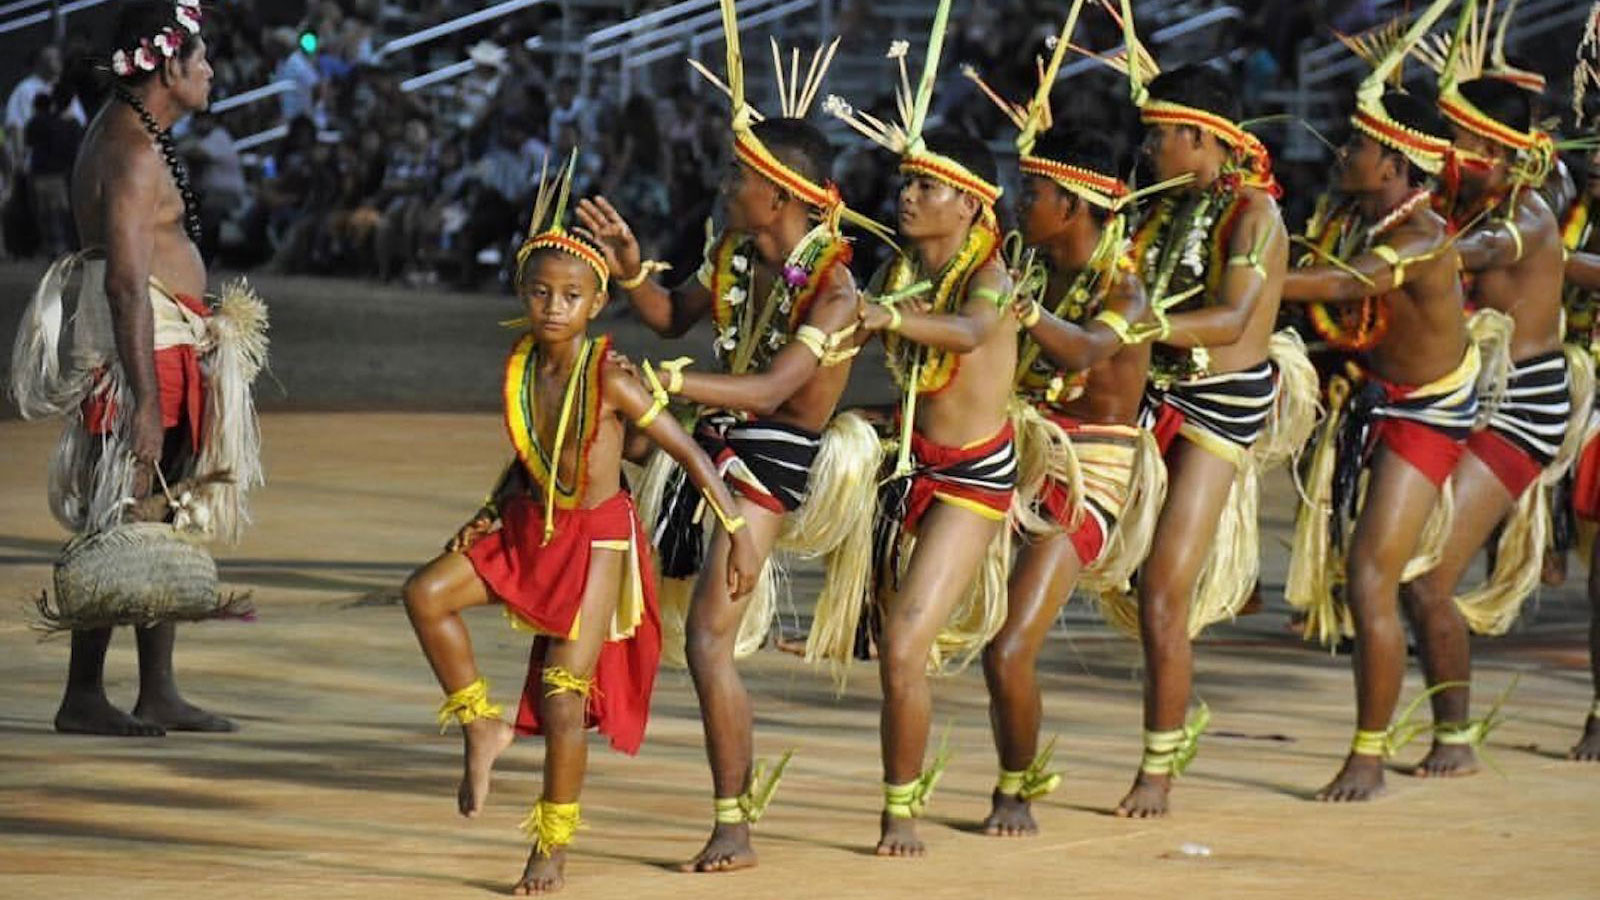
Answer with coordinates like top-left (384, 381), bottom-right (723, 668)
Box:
top-left (904, 423), bottom-right (1017, 533)
top-left (1576, 428), bottom-right (1600, 522)
top-left (465, 491), bottom-right (662, 756)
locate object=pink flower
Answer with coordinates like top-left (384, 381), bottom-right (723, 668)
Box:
top-left (134, 43), bottom-right (157, 72)
top-left (153, 29), bottom-right (176, 57)
top-left (781, 264), bottom-right (809, 289)
top-left (111, 49), bottom-right (133, 77)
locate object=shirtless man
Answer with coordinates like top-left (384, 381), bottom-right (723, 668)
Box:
top-left (854, 129), bottom-right (1018, 855)
top-left (55, 0), bottom-right (231, 735)
top-left (575, 115), bottom-right (862, 873)
top-left (1116, 64), bottom-right (1288, 817)
top-left (1399, 76), bottom-right (1570, 780)
top-left (1279, 83), bottom-right (1471, 800)
top-left (982, 130), bottom-right (1153, 835)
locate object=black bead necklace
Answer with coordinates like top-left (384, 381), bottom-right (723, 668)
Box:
top-left (116, 87), bottom-right (204, 246)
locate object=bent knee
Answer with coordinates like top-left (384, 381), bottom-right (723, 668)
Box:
top-left (983, 633), bottom-right (1035, 676)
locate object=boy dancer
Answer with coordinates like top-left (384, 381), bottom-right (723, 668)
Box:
top-left (403, 157), bottom-right (758, 894)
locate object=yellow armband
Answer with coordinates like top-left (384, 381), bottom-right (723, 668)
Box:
top-left (635, 361), bottom-right (670, 429)
top-left (1371, 244), bottom-right (1405, 288)
top-left (1500, 218), bottom-right (1525, 262)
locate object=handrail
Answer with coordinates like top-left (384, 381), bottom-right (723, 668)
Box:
top-left (0, 0), bottom-right (116, 36)
top-left (211, 81), bottom-right (296, 114)
top-left (376, 0), bottom-right (550, 58)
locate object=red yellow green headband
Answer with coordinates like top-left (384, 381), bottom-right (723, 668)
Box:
top-left (516, 232), bottom-right (609, 293)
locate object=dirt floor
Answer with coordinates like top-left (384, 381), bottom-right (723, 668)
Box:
top-left (1, 266), bottom-right (1597, 898)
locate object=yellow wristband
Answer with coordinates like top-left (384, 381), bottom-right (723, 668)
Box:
top-left (1020, 301), bottom-right (1042, 328)
top-left (1094, 309), bottom-right (1133, 343)
top-left (618, 260), bottom-right (670, 290)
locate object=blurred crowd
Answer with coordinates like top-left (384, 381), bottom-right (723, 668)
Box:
top-left (0, 0), bottom-right (1575, 291)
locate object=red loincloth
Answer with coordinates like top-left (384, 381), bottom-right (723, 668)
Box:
top-left (903, 422), bottom-right (1016, 534)
top-left (1465, 428), bottom-right (1544, 498)
top-left (1575, 430), bottom-right (1600, 522)
top-left (465, 491), bottom-right (662, 756)
top-left (82, 292), bottom-right (209, 450)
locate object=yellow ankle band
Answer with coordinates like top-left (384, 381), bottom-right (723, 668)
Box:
top-left (521, 799), bottom-right (582, 854)
top-left (1351, 729), bottom-right (1390, 757)
top-left (437, 676), bottom-right (503, 733)
top-left (1433, 721), bottom-right (1480, 746)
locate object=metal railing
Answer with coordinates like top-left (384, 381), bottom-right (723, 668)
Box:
top-left (0, 0), bottom-right (115, 36)
top-left (376, 0), bottom-right (551, 59)
top-left (578, 0), bottom-right (834, 98)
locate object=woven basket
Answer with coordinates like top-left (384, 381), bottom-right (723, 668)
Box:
top-left (37, 522), bottom-right (249, 632)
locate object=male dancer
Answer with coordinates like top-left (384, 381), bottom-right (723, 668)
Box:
top-left (1401, 1), bottom-right (1571, 780)
top-left (1279, 0), bottom-right (1473, 801)
top-left (574, 2), bottom-right (879, 872)
top-left (818, 0), bottom-right (1019, 854)
top-left (1085, 1), bottom-right (1290, 817)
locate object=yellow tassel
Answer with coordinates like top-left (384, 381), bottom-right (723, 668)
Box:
top-left (520, 800), bottom-right (583, 854)
top-left (1284, 380), bottom-right (1348, 647)
top-left (804, 419), bottom-right (888, 689)
top-left (1252, 330), bottom-right (1321, 471)
top-left (436, 676), bottom-right (503, 733)
top-left (1009, 400), bottom-right (1083, 539)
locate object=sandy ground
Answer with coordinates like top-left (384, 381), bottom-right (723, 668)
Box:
top-left (2, 413), bottom-right (1597, 899)
top-left (0, 263), bottom-right (1596, 897)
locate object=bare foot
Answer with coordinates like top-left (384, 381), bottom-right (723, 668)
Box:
top-left (676, 822), bottom-right (757, 873)
top-left (876, 812), bottom-right (925, 856)
top-left (1570, 715), bottom-right (1600, 761)
top-left (1316, 754), bottom-right (1386, 802)
top-left (1411, 742), bottom-right (1480, 778)
top-left (457, 716), bottom-right (515, 818)
top-left (981, 790), bottom-right (1037, 836)
top-left (55, 692), bottom-right (165, 737)
top-left (512, 845), bottom-right (566, 894)
top-left (131, 695), bottom-right (236, 732)
top-left (1114, 771), bottom-right (1170, 818)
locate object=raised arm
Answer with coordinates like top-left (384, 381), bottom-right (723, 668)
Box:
top-left (860, 262), bottom-right (1009, 353)
top-left (671, 272), bottom-right (859, 415)
top-left (1160, 200), bottom-right (1286, 349)
top-left (1456, 192), bottom-right (1552, 273)
top-left (1020, 267), bottom-right (1149, 372)
top-left (604, 357), bottom-right (758, 598)
top-left (575, 195), bottom-right (713, 337)
top-left (102, 148), bottom-right (166, 475)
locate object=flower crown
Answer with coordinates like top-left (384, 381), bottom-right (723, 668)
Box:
top-left (110, 0), bottom-right (204, 78)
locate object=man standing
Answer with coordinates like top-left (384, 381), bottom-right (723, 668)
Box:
top-left (11, 1), bottom-right (261, 736)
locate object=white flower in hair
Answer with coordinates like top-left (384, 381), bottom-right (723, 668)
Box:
top-left (887, 40), bottom-right (910, 59)
top-left (134, 44), bottom-right (158, 72)
top-left (153, 29), bottom-right (178, 57)
top-left (111, 49), bottom-right (133, 77)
